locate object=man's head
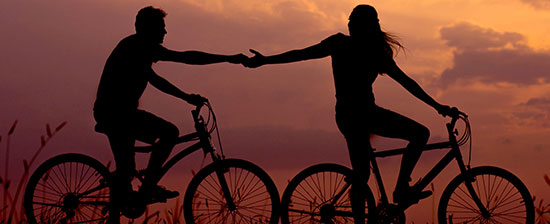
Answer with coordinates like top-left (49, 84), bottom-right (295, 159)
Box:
top-left (135, 6), bottom-right (167, 44)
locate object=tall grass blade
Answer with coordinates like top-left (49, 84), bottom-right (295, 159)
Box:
top-left (7, 121), bottom-right (17, 136)
top-left (55, 122), bottom-right (67, 132)
top-left (46, 124), bottom-right (52, 138)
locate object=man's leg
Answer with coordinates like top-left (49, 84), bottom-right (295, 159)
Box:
top-left (106, 133), bottom-right (136, 223)
top-left (143, 129), bottom-right (177, 186)
top-left (133, 110), bottom-right (179, 199)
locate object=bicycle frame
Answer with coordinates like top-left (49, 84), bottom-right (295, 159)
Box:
top-left (134, 104), bottom-right (236, 209)
top-left (367, 114), bottom-right (486, 212)
top-left (24, 102), bottom-right (286, 224)
top-left (141, 106), bottom-right (216, 178)
top-left (79, 109), bottom-right (214, 198)
top-left (279, 111), bottom-right (532, 223)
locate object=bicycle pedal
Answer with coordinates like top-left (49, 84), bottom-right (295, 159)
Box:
top-left (101, 206), bottom-right (109, 215)
top-left (418, 190), bottom-right (432, 199)
top-left (146, 196), bottom-right (168, 204)
top-left (394, 189), bottom-right (432, 208)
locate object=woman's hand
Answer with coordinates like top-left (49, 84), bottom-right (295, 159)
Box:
top-left (243, 49), bottom-right (266, 68)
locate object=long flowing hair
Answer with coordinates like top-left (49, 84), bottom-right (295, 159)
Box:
top-left (380, 29), bottom-right (403, 58)
top-left (350, 5), bottom-right (404, 59)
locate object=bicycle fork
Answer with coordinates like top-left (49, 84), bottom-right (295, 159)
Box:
top-left (214, 159), bottom-right (237, 211)
top-left (202, 132), bottom-right (237, 211)
top-left (455, 154), bottom-right (490, 219)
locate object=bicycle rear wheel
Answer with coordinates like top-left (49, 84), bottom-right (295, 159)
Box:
top-left (183, 158), bottom-right (280, 224)
top-left (280, 163), bottom-right (376, 224)
top-left (24, 153), bottom-right (113, 224)
top-left (438, 166), bottom-right (534, 223)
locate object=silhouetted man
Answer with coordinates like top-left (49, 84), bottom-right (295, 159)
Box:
top-left (93, 6), bottom-right (245, 209)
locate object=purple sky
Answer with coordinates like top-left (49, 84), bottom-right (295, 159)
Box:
top-left (2, 0), bottom-right (550, 222)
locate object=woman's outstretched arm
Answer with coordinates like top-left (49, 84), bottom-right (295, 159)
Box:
top-left (244, 42), bottom-right (330, 68)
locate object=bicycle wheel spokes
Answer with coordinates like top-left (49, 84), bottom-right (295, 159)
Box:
top-left (281, 164), bottom-right (378, 224)
top-left (439, 166), bottom-right (534, 224)
top-left (288, 170), bottom-right (354, 224)
top-left (26, 154), bottom-right (111, 224)
top-left (187, 160), bottom-right (276, 224)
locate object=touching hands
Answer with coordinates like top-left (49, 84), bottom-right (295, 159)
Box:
top-left (227, 49), bottom-right (266, 68)
top-left (228, 53), bottom-right (248, 64)
top-left (242, 49), bottom-right (266, 68)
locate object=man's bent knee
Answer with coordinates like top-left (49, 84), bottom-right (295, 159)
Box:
top-left (418, 126), bottom-right (430, 144)
top-left (159, 123), bottom-right (179, 142)
top-left (405, 126), bottom-right (429, 151)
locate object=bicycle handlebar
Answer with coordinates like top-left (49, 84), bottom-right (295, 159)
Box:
top-left (445, 107), bottom-right (471, 147)
top-left (190, 99), bottom-right (225, 156)
top-left (191, 98), bottom-right (209, 121)
top-left (447, 107), bottom-right (467, 119)
top-left (192, 104), bottom-right (203, 120)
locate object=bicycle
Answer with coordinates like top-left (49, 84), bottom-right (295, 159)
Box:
top-left (24, 102), bottom-right (281, 224)
top-left (280, 108), bottom-right (534, 223)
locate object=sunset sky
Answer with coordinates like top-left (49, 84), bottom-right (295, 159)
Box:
top-left (2, 0), bottom-right (550, 222)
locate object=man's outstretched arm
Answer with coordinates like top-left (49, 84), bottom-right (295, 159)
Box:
top-left (162, 49), bottom-right (247, 65)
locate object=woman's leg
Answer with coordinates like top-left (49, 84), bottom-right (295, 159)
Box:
top-left (368, 107), bottom-right (430, 203)
top-left (344, 135), bottom-right (371, 224)
top-left (336, 113), bottom-right (373, 224)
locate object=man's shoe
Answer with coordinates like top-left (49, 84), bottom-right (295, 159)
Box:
top-left (141, 185), bottom-right (179, 203)
top-left (393, 186), bottom-right (432, 207)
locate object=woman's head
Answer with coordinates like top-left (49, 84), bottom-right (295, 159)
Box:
top-left (348, 5), bottom-right (379, 38)
top-left (348, 4), bottom-right (403, 58)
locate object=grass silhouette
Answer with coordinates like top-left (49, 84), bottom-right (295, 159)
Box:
top-left (1, 121), bottom-right (66, 224)
top-left (1, 120), bottom-right (548, 223)
top-left (534, 175), bottom-right (550, 224)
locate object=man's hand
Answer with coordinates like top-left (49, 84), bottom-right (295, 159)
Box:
top-left (436, 104), bottom-right (455, 117)
top-left (227, 54), bottom-right (248, 64)
top-left (243, 49), bottom-right (266, 68)
top-left (183, 93), bottom-right (208, 106)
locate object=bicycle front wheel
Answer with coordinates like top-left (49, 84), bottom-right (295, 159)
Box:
top-left (24, 153), bottom-right (113, 224)
top-left (183, 158), bottom-right (280, 224)
top-left (438, 166), bottom-right (534, 223)
top-left (281, 163), bottom-right (376, 224)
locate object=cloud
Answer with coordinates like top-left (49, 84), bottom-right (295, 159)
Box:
top-left (522, 97), bottom-right (550, 109)
top-left (440, 22), bottom-right (526, 51)
top-left (519, 0), bottom-right (550, 9)
top-left (509, 97), bottom-right (550, 127)
top-left (438, 22), bottom-right (550, 86)
top-left (168, 0), bottom-right (352, 52)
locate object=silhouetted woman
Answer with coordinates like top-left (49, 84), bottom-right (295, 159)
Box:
top-left (244, 4), bottom-right (452, 222)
